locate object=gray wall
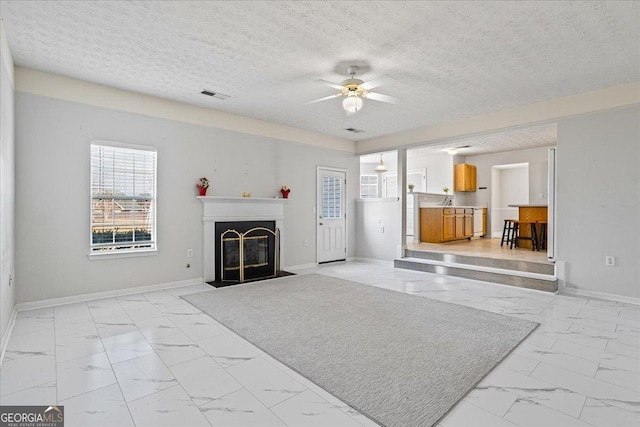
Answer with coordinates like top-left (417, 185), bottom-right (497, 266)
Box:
top-left (15, 93), bottom-right (358, 303)
top-left (0, 50), bottom-right (15, 340)
top-left (557, 106), bottom-right (640, 299)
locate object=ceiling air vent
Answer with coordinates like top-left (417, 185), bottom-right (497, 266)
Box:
top-left (345, 128), bottom-right (364, 133)
top-left (201, 90), bottom-right (230, 100)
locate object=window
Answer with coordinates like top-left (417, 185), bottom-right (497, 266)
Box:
top-left (90, 141), bottom-right (157, 255)
top-left (359, 174), bottom-right (378, 198)
top-left (322, 175), bottom-right (342, 219)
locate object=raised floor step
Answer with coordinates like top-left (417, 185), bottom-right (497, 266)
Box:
top-left (395, 257), bottom-right (558, 293)
top-left (404, 249), bottom-right (555, 275)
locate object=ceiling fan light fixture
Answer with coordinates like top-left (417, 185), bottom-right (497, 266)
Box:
top-left (342, 94), bottom-right (363, 114)
top-left (448, 148), bottom-right (458, 155)
top-left (374, 154), bottom-right (388, 173)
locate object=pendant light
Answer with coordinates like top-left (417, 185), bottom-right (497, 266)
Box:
top-left (374, 154), bottom-right (388, 173)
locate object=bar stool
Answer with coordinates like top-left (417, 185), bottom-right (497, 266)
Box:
top-left (537, 220), bottom-right (548, 251)
top-left (501, 219), bottom-right (517, 247)
top-left (512, 220), bottom-right (539, 250)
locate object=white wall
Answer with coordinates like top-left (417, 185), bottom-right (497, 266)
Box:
top-left (355, 200), bottom-right (400, 262)
top-left (499, 167), bottom-right (529, 207)
top-left (557, 106), bottom-right (640, 299)
top-left (15, 92), bottom-right (358, 303)
top-left (0, 22), bottom-right (16, 345)
top-left (462, 146), bottom-right (552, 235)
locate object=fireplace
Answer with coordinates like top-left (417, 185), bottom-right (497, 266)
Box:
top-left (199, 196), bottom-right (287, 283)
top-left (215, 221), bottom-right (279, 283)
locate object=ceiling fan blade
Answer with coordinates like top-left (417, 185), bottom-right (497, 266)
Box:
top-left (366, 92), bottom-right (401, 104)
top-left (305, 93), bottom-right (342, 104)
top-left (314, 79), bottom-right (345, 90)
top-left (360, 74), bottom-right (393, 90)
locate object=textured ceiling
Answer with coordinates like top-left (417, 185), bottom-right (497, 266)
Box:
top-left (1, 1), bottom-right (639, 142)
top-left (360, 124), bottom-right (557, 163)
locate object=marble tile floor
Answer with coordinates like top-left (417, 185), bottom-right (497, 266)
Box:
top-left (0, 262), bottom-right (638, 427)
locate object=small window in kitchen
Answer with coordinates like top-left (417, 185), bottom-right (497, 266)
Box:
top-left (360, 174), bottom-right (378, 198)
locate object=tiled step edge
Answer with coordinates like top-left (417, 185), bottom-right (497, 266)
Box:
top-left (395, 257), bottom-right (558, 293)
top-left (404, 250), bottom-right (555, 275)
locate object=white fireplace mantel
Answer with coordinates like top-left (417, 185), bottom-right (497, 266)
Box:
top-left (199, 196), bottom-right (288, 282)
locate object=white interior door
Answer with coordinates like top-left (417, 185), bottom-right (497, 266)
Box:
top-left (317, 168), bottom-right (347, 263)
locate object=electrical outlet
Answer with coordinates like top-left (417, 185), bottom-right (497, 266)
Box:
top-left (605, 256), bottom-right (615, 266)
top-left (187, 249), bottom-right (193, 258)
top-left (303, 240), bottom-right (309, 247)
top-left (380, 226), bottom-right (385, 233)
top-left (539, 193), bottom-right (545, 200)
top-left (8, 273), bottom-right (12, 287)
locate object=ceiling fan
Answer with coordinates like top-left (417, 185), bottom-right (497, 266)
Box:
top-left (307, 66), bottom-right (400, 115)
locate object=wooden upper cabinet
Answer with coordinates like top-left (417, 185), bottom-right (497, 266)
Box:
top-left (454, 164), bottom-right (477, 192)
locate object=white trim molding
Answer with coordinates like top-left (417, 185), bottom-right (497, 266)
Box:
top-left (0, 306), bottom-right (18, 366)
top-left (559, 287), bottom-right (640, 307)
top-left (284, 263), bottom-right (318, 271)
top-left (14, 278), bottom-right (204, 312)
top-left (15, 67), bottom-right (355, 153)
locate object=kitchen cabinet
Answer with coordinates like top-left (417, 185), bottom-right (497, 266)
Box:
top-left (464, 209), bottom-right (474, 238)
top-left (482, 208), bottom-right (487, 236)
top-left (443, 209), bottom-right (455, 241)
top-left (454, 164), bottom-right (477, 192)
top-left (420, 207), bottom-right (474, 243)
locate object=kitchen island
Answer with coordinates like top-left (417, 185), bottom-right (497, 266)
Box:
top-left (419, 205), bottom-right (486, 243)
top-left (508, 204), bottom-right (548, 249)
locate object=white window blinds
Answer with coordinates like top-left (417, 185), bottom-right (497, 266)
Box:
top-left (90, 142), bottom-right (157, 253)
top-left (360, 174), bottom-right (378, 198)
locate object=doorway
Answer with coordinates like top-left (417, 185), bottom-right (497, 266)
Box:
top-left (317, 167), bottom-right (347, 263)
top-left (490, 163), bottom-right (529, 237)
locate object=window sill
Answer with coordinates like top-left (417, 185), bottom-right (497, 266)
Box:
top-left (88, 249), bottom-right (158, 261)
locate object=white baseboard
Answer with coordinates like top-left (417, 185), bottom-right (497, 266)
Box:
top-left (352, 257), bottom-right (394, 267)
top-left (14, 278), bottom-right (204, 312)
top-left (0, 306), bottom-right (18, 366)
top-left (283, 263), bottom-right (317, 271)
top-left (559, 287), bottom-right (640, 306)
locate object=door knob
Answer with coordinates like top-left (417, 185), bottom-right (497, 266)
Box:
top-left (319, 222), bottom-right (324, 226)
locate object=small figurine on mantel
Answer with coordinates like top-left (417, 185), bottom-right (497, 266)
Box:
top-left (242, 192), bottom-right (252, 198)
top-left (197, 177), bottom-right (209, 196)
top-left (280, 185), bottom-right (291, 199)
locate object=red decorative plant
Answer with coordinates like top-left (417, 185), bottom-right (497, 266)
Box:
top-left (197, 177), bottom-right (209, 196)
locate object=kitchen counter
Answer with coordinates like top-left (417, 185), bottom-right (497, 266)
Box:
top-left (419, 204), bottom-right (485, 209)
top-left (507, 204), bottom-right (548, 207)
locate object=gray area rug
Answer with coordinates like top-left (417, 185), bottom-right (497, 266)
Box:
top-left (183, 274), bottom-right (537, 427)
